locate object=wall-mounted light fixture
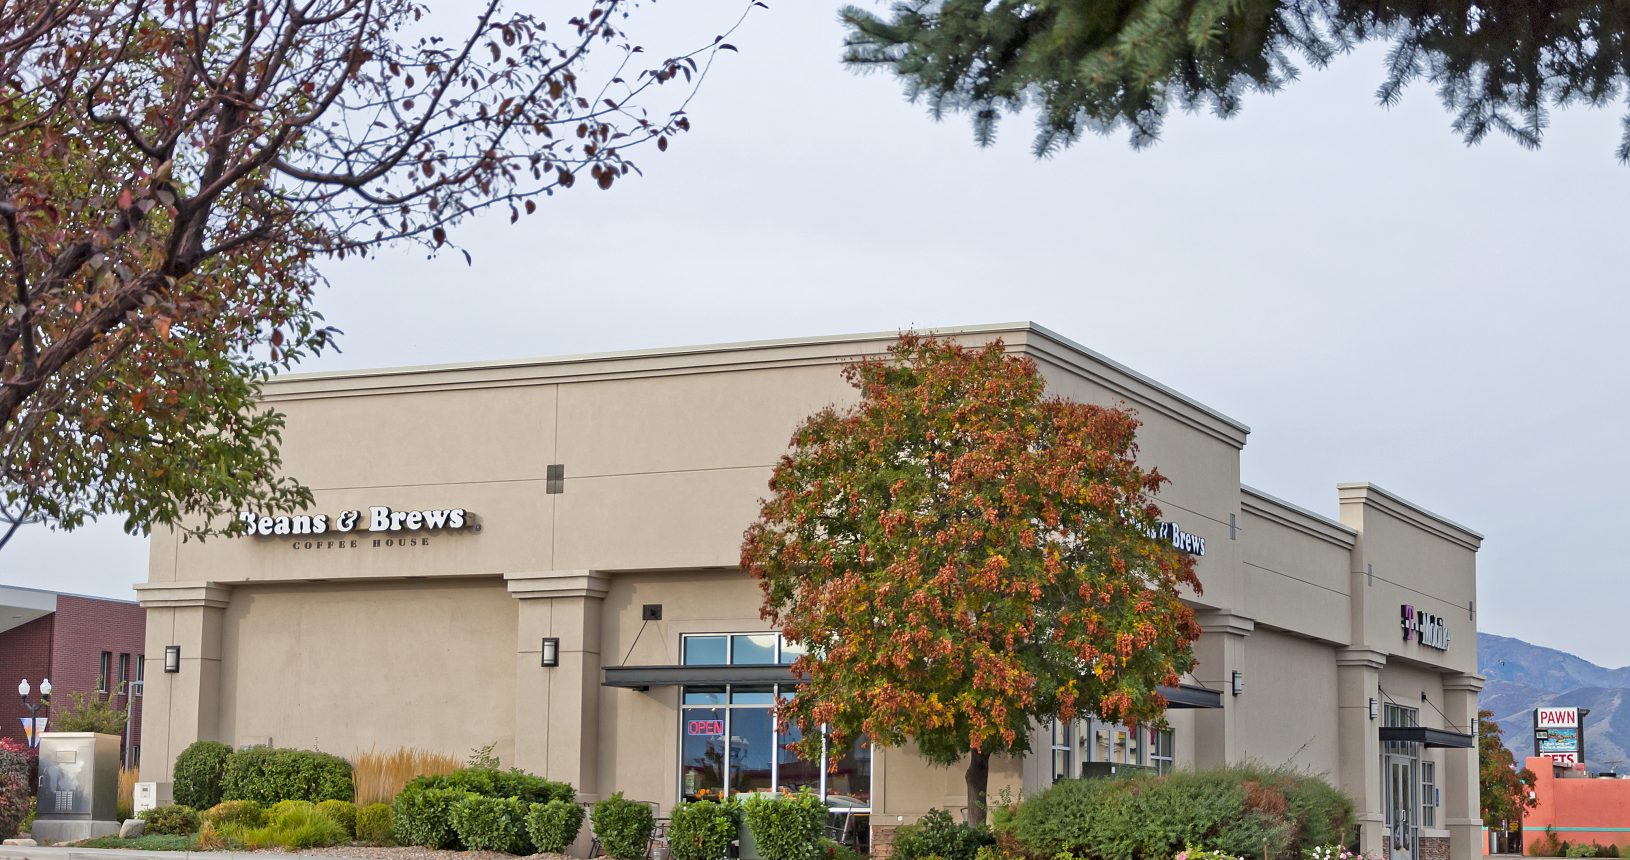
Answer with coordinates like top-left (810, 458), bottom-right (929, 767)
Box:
top-left (164, 645), bottom-right (181, 673)
top-left (1471, 717), bottom-right (1480, 736)
top-left (540, 638), bottom-right (560, 668)
top-left (1231, 670), bottom-right (1244, 697)
top-left (1369, 698), bottom-right (1380, 720)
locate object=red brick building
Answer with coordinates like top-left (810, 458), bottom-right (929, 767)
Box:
top-left (0, 586), bottom-right (145, 767)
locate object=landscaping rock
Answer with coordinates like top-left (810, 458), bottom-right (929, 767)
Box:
top-left (119, 818), bottom-right (146, 838)
top-left (1, 838), bottom-right (37, 846)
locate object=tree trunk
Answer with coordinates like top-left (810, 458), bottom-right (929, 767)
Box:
top-left (965, 748), bottom-right (991, 827)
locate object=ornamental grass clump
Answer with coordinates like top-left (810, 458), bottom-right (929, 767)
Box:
top-left (356, 802), bottom-right (395, 844)
top-left (236, 799), bottom-right (348, 849)
top-left (351, 746), bottom-right (462, 806)
top-left (668, 797), bottom-right (741, 860)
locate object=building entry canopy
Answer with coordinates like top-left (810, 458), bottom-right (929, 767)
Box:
top-left (601, 664), bottom-right (1222, 711)
top-left (1378, 726), bottom-right (1475, 748)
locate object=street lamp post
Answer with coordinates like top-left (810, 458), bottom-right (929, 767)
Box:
top-left (17, 678), bottom-right (51, 748)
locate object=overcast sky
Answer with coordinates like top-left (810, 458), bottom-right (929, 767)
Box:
top-left (4, 1), bottom-right (1628, 666)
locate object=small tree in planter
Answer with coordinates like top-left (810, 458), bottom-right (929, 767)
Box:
top-left (593, 793), bottom-right (655, 860)
top-left (669, 798), bottom-right (742, 860)
top-left (742, 792), bottom-right (826, 860)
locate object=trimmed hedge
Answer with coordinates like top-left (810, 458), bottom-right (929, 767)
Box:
top-left (669, 798), bottom-right (741, 860)
top-left (319, 799), bottom-right (357, 838)
top-left (451, 795), bottom-right (533, 854)
top-left (742, 791), bottom-right (827, 860)
top-left (173, 741), bottom-right (233, 810)
top-left (527, 799), bottom-right (586, 854)
top-left (222, 746), bottom-right (353, 805)
top-left (141, 804), bottom-right (202, 836)
top-left (1007, 766), bottom-right (1353, 860)
top-left (593, 792), bottom-right (656, 860)
top-left (893, 808), bottom-right (993, 860)
top-left (357, 802), bottom-right (395, 844)
top-left (406, 767), bottom-right (575, 805)
top-left (393, 786), bottom-right (472, 849)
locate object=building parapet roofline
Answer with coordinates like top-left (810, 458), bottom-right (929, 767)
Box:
top-left (1240, 484), bottom-right (1357, 549)
top-left (259, 322), bottom-right (1252, 447)
top-left (1337, 482), bottom-right (1483, 551)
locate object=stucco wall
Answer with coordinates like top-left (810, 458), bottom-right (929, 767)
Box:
top-left (217, 579), bottom-right (517, 763)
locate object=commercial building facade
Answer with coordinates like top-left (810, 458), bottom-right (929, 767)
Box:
top-left (136, 323), bottom-right (1483, 860)
top-left (0, 586), bottom-right (146, 764)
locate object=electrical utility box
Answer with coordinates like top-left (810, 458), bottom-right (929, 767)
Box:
top-left (32, 732), bottom-right (121, 842)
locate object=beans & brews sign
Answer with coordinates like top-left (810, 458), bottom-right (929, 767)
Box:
top-left (236, 505), bottom-right (474, 551)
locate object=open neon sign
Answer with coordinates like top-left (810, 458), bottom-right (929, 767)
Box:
top-left (688, 720), bottom-right (725, 736)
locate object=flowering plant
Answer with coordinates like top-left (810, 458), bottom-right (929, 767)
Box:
top-left (1307, 844), bottom-right (1379, 860)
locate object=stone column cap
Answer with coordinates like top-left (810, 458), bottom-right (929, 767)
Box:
top-left (505, 570), bottom-right (611, 599)
top-left (1195, 610), bottom-right (1256, 637)
top-left (1336, 648), bottom-right (1388, 669)
top-left (1442, 673), bottom-right (1486, 693)
top-left (133, 581), bottom-right (232, 609)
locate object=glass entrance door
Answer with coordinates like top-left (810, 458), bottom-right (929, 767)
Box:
top-left (1386, 755), bottom-right (1417, 860)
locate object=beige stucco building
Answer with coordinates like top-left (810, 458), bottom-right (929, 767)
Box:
top-left (137, 323), bottom-right (1483, 860)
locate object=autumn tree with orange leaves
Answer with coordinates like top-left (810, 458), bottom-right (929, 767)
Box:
top-left (742, 334), bottom-right (1202, 825)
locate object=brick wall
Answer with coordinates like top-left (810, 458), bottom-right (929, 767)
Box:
top-left (0, 615), bottom-right (53, 747)
top-left (46, 595), bottom-right (146, 767)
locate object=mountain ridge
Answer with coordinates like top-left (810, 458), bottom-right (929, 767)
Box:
top-left (1478, 632), bottom-right (1630, 771)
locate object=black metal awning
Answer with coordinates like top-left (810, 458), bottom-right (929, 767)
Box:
top-left (1379, 726), bottom-right (1475, 748)
top-left (602, 664), bottom-right (803, 690)
top-left (604, 665), bottom-right (1222, 710)
top-left (1159, 683), bottom-right (1224, 709)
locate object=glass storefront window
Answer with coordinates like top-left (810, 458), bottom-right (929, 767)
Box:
top-left (681, 706), bottom-right (727, 801)
top-left (685, 635), bottom-right (729, 665)
top-left (732, 633), bottom-right (778, 664)
top-left (679, 633), bottom-right (871, 809)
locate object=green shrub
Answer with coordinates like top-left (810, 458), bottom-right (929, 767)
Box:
top-left (1532, 831), bottom-right (1564, 857)
top-left (407, 767), bottom-right (575, 804)
top-left (451, 794), bottom-right (534, 854)
top-left (0, 740), bottom-right (30, 840)
top-left (669, 798), bottom-right (741, 860)
top-left (357, 802), bottom-right (395, 844)
top-left (1599, 845), bottom-right (1622, 859)
top-left (53, 691), bottom-right (129, 734)
top-left (236, 798), bottom-right (349, 849)
top-left (742, 791), bottom-right (827, 860)
top-left (894, 809), bottom-right (994, 860)
top-left (593, 792), bottom-right (657, 860)
top-left (319, 799), bottom-right (357, 838)
top-left (141, 804), bottom-right (203, 836)
top-left (527, 799), bottom-right (587, 854)
top-left (221, 746), bottom-right (354, 804)
top-left (173, 741), bottom-right (233, 810)
top-left (1567, 844), bottom-right (1600, 858)
top-left (203, 800), bottom-right (266, 829)
top-left (1009, 766), bottom-right (1352, 860)
top-left (393, 785), bottom-right (472, 849)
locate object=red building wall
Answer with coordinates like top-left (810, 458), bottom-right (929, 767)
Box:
top-left (0, 594), bottom-right (144, 766)
top-left (0, 615), bottom-right (53, 748)
top-left (1523, 756), bottom-right (1630, 853)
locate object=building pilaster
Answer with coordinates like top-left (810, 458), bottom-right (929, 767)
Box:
top-left (1337, 648), bottom-right (1388, 857)
top-left (1192, 611), bottom-right (1254, 768)
top-left (506, 570), bottom-right (609, 799)
top-left (132, 581), bottom-right (232, 783)
top-left (1442, 674), bottom-right (1485, 860)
